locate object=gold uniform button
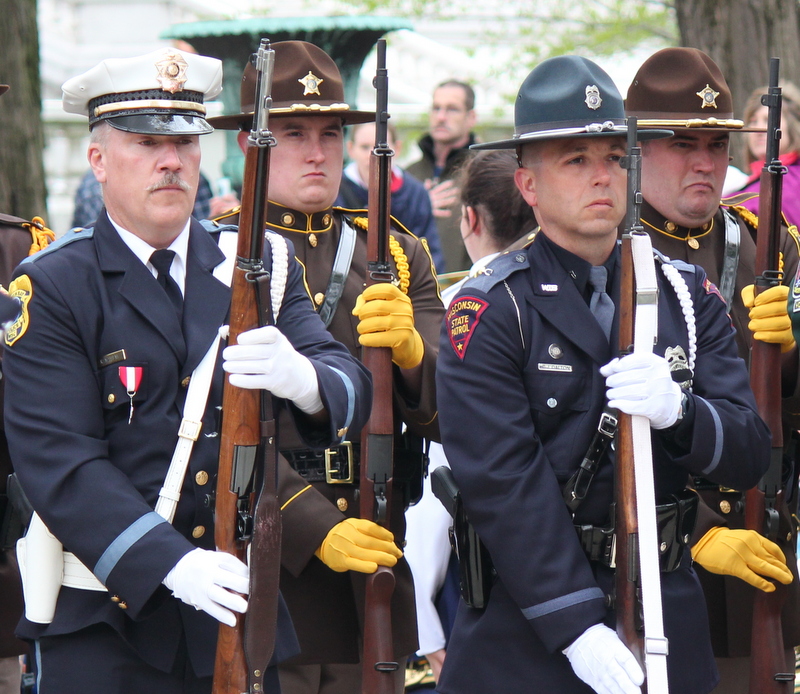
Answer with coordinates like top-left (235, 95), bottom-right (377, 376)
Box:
top-left (181, 376), bottom-right (191, 388)
top-left (110, 595), bottom-right (121, 603)
top-left (719, 500), bottom-right (731, 514)
top-left (281, 213), bottom-right (295, 226)
top-left (108, 394), bottom-right (116, 404)
top-left (314, 292), bottom-right (325, 306)
top-left (195, 471), bottom-right (209, 486)
top-left (309, 233), bottom-right (318, 248)
top-left (322, 214), bottom-right (332, 227)
top-left (337, 427), bottom-right (348, 438)
top-left (192, 525), bottom-right (206, 538)
top-left (118, 601), bottom-right (128, 610)
top-left (336, 498), bottom-right (348, 512)
top-left (665, 221), bottom-right (677, 232)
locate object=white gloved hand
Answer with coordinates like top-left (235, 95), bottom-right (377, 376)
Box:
top-left (600, 352), bottom-right (682, 429)
top-left (563, 624), bottom-right (644, 694)
top-left (163, 548), bottom-right (249, 627)
top-left (222, 325), bottom-right (323, 415)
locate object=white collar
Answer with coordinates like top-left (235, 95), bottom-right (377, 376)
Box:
top-left (109, 215), bottom-right (190, 294)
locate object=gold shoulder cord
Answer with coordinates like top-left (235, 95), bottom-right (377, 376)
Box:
top-left (731, 204), bottom-right (799, 273)
top-left (22, 216), bottom-right (55, 255)
top-left (388, 235), bottom-right (410, 294)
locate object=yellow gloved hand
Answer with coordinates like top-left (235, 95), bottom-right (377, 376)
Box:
top-left (741, 284), bottom-right (795, 352)
top-left (691, 526), bottom-right (793, 592)
top-left (315, 517), bottom-right (403, 573)
top-left (352, 283), bottom-right (424, 369)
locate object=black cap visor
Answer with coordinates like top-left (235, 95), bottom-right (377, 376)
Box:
top-left (105, 112), bottom-right (213, 136)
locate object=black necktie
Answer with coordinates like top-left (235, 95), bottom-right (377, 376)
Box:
top-left (588, 265), bottom-right (614, 341)
top-left (150, 249), bottom-right (183, 319)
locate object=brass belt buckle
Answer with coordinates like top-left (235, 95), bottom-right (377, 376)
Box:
top-left (325, 442), bottom-right (354, 484)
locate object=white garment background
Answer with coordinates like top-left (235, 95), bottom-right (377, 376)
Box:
top-left (403, 253), bottom-right (499, 656)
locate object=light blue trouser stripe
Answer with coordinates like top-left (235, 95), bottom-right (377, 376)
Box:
top-left (698, 397), bottom-right (723, 476)
top-left (94, 512), bottom-right (167, 584)
top-left (521, 587), bottom-right (605, 620)
top-left (35, 640), bottom-right (42, 692)
top-left (329, 367), bottom-right (355, 440)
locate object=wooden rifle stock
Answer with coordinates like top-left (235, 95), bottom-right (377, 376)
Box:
top-left (745, 57), bottom-right (793, 693)
top-left (213, 39), bottom-right (280, 694)
top-left (615, 120), bottom-right (643, 670)
top-left (359, 39), bottom-right (399, 694)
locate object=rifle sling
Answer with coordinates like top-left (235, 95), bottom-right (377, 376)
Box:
top-left (562, 409), bottom-right (618, 514)
top-left (318, 217), bottom-right (357, 328)
top-left (719, 209), bottom-right (741, 312)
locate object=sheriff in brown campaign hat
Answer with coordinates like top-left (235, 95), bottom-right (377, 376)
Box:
top-left (209, 40), bottom-right (374, 130)
top-left (626, 47), bottom-right (762, 132)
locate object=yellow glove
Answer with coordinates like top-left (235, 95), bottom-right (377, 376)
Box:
top-left (352, 283), bottom-right (424, 369)
top-left (741, 284), bottom-right (795, 352)
top-left (315, 517), bottom-right (403, 573)
top-left (691, 526), bottom-right (793, 592)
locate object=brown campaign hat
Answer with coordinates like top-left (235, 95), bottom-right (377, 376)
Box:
top-left (209, 40), bottom-right (374, 130)
top-left (0, 85), bottom-right (8, 97)
top-left (626, 47), bottom-right (762, 132)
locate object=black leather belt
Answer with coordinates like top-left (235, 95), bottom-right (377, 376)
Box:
top-left (282, 443), bottom-right (359, 485)
top-left (575, 490), bottom-right (699, 573)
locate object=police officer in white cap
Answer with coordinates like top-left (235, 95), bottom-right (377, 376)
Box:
top-left (2, 48), bottom-right (373, 694)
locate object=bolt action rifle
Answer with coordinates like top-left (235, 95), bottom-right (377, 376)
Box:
top-left (359, 38), bottom-right (399, 694)
top-left (212, 39), bottom-right (281, 694)
top-left (616, 117), bottom-right (670, 693)
top-left (746, 57), bottom-right (795, 693)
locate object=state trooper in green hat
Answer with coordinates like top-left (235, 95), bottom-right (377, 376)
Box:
top-left (434, 54), bottom-right (771, 694)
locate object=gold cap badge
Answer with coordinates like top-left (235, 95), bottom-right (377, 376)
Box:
top-left (155, 52), bottom-right (189, 94)
top-left (585, 85), bottom-right (602, 110)
top-left (298, 71), bottom-right (323, 96)
top-left (696, 84), bottom-right (720, 109)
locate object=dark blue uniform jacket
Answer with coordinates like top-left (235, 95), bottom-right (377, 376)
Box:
top-left (435, 234), bottom-right (770, 694)
top-left (3, 212), bottom-right (372, 677)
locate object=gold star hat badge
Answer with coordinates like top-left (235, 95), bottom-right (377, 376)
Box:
top-left (696, 84), bottom-right (720, 109)
top-left (299, 71), bottom-right (323, 96)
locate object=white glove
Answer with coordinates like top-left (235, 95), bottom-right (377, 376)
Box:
top-left (163, 548), bottom-right (249, 627)
top-left (563, 624), bottom-right (644, 694)
top-left (222, 325), bottom-right (323, 415)
top-left (600, 352), bottom-right (682, 429)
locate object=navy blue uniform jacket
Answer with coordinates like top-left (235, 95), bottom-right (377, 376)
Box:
top-left (2, 213), bottom-right (372, 677)
top-left (435, 235), bottom-right (770, 694)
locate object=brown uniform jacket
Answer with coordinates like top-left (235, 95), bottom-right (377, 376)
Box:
top-left (0, 213), bottom-right (48, 657)
top-left (215, 203), bottom-right (444, 664)
top-left (641, 199), bottom-right (800, 656)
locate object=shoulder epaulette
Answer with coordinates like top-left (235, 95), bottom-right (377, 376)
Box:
top-left (461, 249), bottom-right (530, 293)
top-left (211, 206), bottom-right (241, 224)
top-left (19, 226), bottom-right (93, 265)
top-left (199, 218), bottom-right (237, 234)
top-left (0, 214), bottom-right (55, 256)
top-left (653, 248), bottom-right (696, 274)
top-left (334, 207), bottom-right (418, 238)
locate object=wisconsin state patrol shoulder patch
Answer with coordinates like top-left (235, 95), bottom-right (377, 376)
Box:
top-left (4, 275), bottom-right (32, 346)
top-left (702, 277), bottom-right (725, 305)
top-left (446, 296), bottom-right (489, 360)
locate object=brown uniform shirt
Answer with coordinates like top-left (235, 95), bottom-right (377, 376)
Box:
top-left (215, 203), bottom-right (444, 664)
top-left (0, 214), bottom-right (42, 657)
top-left (641, 199), bottom-right (800, 656)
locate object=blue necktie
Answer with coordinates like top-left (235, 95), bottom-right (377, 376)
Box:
top-left (588, 265), bottom-right (614, 341)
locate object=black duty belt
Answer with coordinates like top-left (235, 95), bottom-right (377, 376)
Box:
top-left (282, 443), bottom-right (358, 485)
top-left (575, 490), bottom-right (699, 573)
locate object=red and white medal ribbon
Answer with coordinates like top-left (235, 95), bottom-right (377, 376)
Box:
top-left (118, 366), bottom-right (143, 424)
